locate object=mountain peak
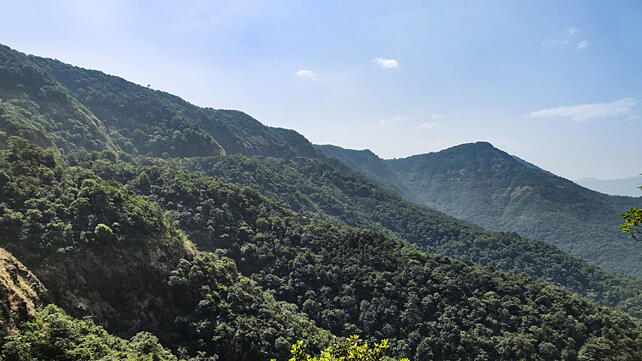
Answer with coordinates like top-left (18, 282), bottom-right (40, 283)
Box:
top-left (445, 141), bottom-right (501, 153)
top-left (465, 141), bottom-right (495, 148)
top-left (321, 138), bottom-right (642, 280)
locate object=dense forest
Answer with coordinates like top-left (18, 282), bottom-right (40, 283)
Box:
top-left (5, 138), bottom-right (642, 360)
top-left (0, 138), bottom-right (330, 360)
top-left (317, 143), bottom-right (642, 279)
top-left (1, 42), bottom-right (642, 360)
top-left (155, 154), bottom-right (642, 318)
top-left (14, 40), bottom-right (642, 319)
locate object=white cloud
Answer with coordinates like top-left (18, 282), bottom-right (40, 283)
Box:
top-left (431, 114), bottom-right (446, 119)
top-left (576, 40), bottom-right (590, 49)
top-left (295, 69), bottom-right (316, 78)
top-left (541, 39), bottom-right (569, 47)
top-left (372, 58), bottom-right (399, 69)
top-left (541, 27), bottom-right (590, 50)
top-left (419, 122), bottom-right (438, 129)
top-left (379, 116), bottom-right (405, 126)
top-left (528, 98), bottom-right (637, 122)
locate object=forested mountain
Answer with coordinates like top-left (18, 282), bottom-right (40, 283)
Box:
top-left (0, 45), bottom-right (115, 153)
top-left (577, 175), bottom-right (642, 197)
top-left (0, 44), bottom-right (318, 159)
top-left (11, 41), bottom-right (642, 317)
top-left (145, 153), bottom-right (642, 318)
top-left (317, 142), bottom-right (642, 279)
top-left (29, 55), bottom-right (320, 159)
top-left (2, 42), bottom-right (642, 359)
top-left (0, 138), bottom-right (330, 360)
top-left (6, 139), bottom-right (642, 360)
top-left (5, 43), bottom-right (642, 309)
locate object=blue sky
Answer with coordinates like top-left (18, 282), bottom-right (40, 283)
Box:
top-left (1, 0), bottom-right (641, 180)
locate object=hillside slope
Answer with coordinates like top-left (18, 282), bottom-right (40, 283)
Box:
top-left (68, 151), bottom-right (642, 360)
top-left (0, 248), bottom-right (46, 338)
top-left (0, 43), bottom-right (320, 160)
top-left (6, 40), bottom-right (640, 319)
top-left (30, 54), bottom-right (320, 159)
top-left (0, 45), bottom-right (115, 153)
top-left (3, 43), bottom-right (642, 359)
top-left (0, 139), bottom-right (330, 360)
top-left (317, 142), bottom-right (642, 278)
top-left (1, 305), bottom-right (180, 361)
top-left (143, 153), bottom-right (642, 318)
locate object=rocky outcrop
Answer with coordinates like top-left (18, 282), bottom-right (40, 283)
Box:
top-left (0, 248), bottom-right (46, 338)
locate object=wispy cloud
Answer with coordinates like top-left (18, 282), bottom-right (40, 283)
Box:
top-left (542, 26), bottom-right (590, 50)
top-left (372, 58), bottom-right (399, 69)
top-left (419, 122), bottom-right (439, 129)
top-left (576, 40), bottom-right (590, 49)
top-left (295, 69), bottom-right (316, 79)
top-left (528, 98), bottom-right (637, 121)
top-left (378, 115), bottom-right (405, 126)
top-left (430, 114), bottom-right (446, 119)
top-left (541, 39), bottom-right (569, 47)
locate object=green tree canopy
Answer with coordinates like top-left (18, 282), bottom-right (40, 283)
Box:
top-left (279, 336), bottom-right (408, 361)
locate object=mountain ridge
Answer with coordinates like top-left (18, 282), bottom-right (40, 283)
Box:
top-left (5, 41), bottom-right (642, 314)
top-left (0, 44), bottom-right (116, 153)
top-left (317, 142), bottom-right (642, 278)
top-left (29, 54), bottom-right (321, 159)
top-left (2, 42), bottom-right (642, 359)
top-left (4, 42), bottom-right (642, 304)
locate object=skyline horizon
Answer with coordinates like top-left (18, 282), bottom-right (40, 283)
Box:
top-left (4, 39), bottom-right (640, 181)
top-left (1, 0), bottom-right (640, 180)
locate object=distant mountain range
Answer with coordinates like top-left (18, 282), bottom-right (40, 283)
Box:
top-left (576, 175), bottom-right (642, 197)
top-left (317, 142), bottom-right (642, 279)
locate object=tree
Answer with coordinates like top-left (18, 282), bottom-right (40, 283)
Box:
top-left (278, 336), bottom-right (409, 361)
top-left (94, 223), bottom-right (115, 242)
top-left (1, 305), bottom-right (179, 361)
top-left (621, 182), bottom-right (642, 240)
